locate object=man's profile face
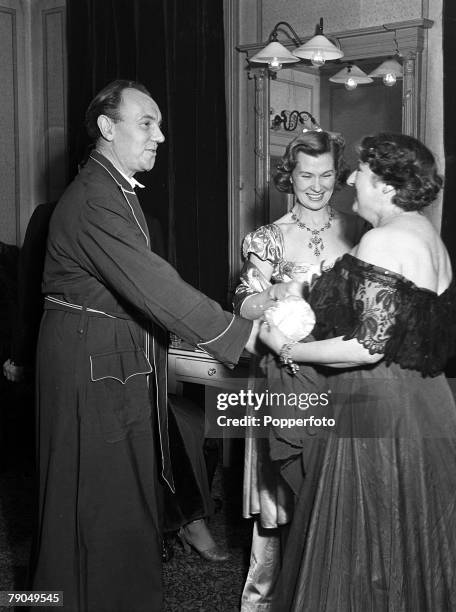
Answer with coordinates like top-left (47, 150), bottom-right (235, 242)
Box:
top-left (110, 88), bottom-right (165, 177)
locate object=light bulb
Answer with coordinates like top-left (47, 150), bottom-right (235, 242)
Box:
top-left (311, 51), bottom-right (325, 67)
top-left (345, 78), bottom-right (358, 91)
top-left (382, 72), bottom-right (396, 86)
top-left (269, 57), bottom-right (283, 71)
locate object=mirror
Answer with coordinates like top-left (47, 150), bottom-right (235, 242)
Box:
top-left (229, 19), bottom-right (433, 292)
top-left (240, 18), bottom-right (432, 233)
top-left (268, 61), bottom-right (403, 220)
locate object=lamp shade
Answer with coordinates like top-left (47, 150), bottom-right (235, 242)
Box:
top-left (249, 41), bottom-right (299, 65)
top-left (368, 58), bottom-right (403, 78)
top-left (293, 34), bottom-right (343, 61)
top-left (329, 65), bottom-right (373, 84)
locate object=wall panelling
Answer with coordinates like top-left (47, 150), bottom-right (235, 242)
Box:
top-left (42, 5), bottom-right (67, 204)
top-left (0, 4), bottom-right (19, 244)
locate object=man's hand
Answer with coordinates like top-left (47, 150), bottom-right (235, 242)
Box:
top-left (3, 358), bottom-right (25, 383)
top-left (268, 280), bottom-right (303, 302)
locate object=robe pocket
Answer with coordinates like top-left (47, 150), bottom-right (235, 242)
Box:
top-left (89, 349), bottom-right (153, 442)
top-left (90, 349), bottom-right (153, 384)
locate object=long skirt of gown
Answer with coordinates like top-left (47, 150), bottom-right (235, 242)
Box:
top-left (241, 357), bottom-right (294, 611)
top-left (243, 355), bottom-right (328, 522)
top-left (273, 363), bottom-right (456, 612)
top-left (241, 356), bottom-right (328, 610)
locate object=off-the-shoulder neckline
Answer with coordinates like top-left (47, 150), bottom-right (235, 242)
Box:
top-left (340, 253), bottom-right (453, 297)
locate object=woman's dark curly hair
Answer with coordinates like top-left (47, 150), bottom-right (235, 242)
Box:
top-left (274, 130), bottom-right (348, 194)
top-left (359, 133), bottom-right (443, 211)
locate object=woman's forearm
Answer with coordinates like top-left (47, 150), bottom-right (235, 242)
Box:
top-left (290, 336), bottom-right (382, 367)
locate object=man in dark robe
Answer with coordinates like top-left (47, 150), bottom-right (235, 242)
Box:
top-left (30, 80), bottom-right (253, 611)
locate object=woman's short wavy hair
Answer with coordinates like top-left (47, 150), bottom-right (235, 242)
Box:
top-left (274, 130), bottom-right (348, 194)
top-left (359, 133), bottom-right (443, 211)
top-left (85, 79), bottom-right (152, 142)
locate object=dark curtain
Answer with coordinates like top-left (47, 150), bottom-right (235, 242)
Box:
top-left (442, 1), bottom-right (456, 376)
top-left (67, 0), bottom-right (228, 305)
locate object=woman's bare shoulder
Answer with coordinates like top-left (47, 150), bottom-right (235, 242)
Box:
top-left (354, 217), bottom-right (451, 289)
top-left (352, 226), bottom-right (404, 273)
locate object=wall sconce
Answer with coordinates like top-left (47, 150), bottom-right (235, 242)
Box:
top-left (249, 39), bottom-right (300, 72)
top-left (293, 18), bottom-right (344, 66)
top-left (329, 65), bottom-right (373, 90)
top-left (368, 58), bottom-right (403, 86)
top-left (271, 110), bottom-right (321, 131)
top-left (249, 17), bottom-right (343, 72)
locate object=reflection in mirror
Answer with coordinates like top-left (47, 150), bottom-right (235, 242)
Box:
top-left (321, 59), bottom-right (402, 211)
top-left (268, 61), bottom-right (402, 220)
top-left (269, 67), bottom-right (320, 223)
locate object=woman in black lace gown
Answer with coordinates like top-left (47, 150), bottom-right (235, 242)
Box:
top-left (259, 133), bottom-right (456, 611)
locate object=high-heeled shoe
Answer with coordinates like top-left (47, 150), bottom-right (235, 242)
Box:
top-left (177, 519), bottom-right (230, 562)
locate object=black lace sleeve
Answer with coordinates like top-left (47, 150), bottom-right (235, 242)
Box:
top-left (309, 254), bottom-right (456, 377)
top-left (342, 272), bottom-right (399, 354)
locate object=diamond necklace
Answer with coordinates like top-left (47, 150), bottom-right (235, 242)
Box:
top-left (291, 205), bottom-right (335, 257)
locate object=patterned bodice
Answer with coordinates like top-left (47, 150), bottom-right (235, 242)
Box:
top-left (233, 224), bottom-right (337, 314)
top-left (242, 223), bottom-right (334, 284)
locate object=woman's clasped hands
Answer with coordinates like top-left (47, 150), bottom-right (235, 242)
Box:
top-left (245, 279), bottom-right (315, 356)
top-left (246, 310), bottom-right (297, 358)
top-left (266, 279), bottom-right (303, 302)
top-left (258, 318), bottom-right (290, 355)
